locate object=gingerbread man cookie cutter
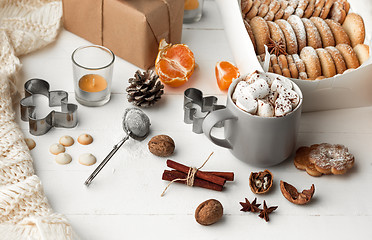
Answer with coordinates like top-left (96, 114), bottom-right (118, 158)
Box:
top-left (20, 79), bottom-right (78, 136)
top-left (184, 88), bottom-right (225, 134)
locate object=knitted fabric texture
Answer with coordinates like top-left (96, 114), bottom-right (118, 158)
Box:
top-left (0, 1), bottom-right (77, 239)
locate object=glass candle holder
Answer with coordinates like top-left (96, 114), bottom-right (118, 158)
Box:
top-left (183, 0), bottom-right (204, 23)
top-left (72, 45), bottom-right (115, 107)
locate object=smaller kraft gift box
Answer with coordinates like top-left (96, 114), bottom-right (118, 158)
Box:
top-left (62, 0), bottom-right (184, 69)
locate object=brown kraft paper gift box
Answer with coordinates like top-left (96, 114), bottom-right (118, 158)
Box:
top-left (62, 0), bottom-right (184, 69)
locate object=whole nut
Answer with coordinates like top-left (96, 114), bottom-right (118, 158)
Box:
top-left (195, 199), bottom-right (223, 226)
top-left (148, 135), bottom-right (175, 157)
top-left (280, 181), bottom-right (315, 205)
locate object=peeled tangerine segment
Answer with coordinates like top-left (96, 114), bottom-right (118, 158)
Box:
top-left (215, 61), bottom-right (240, 90)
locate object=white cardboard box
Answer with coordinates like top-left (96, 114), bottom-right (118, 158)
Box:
top-left (217, 0), bottom-right (372, 112)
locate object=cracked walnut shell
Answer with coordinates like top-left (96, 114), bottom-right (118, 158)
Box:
top-left (280, 181), bottom-right (315, 205)
top-left (148, 135), bottom-right (175, 157)
top-left (249, 169), bottom-right (273, 194)
top-left (195, 199), bottom-right (223, 226)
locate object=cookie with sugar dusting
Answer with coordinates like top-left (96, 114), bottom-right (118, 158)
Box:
top-left (276, 19), bottom-right (298, 54)
top-left (310, 17), bottom-right (335, 48)
top-left (287, 15), bottom-right (307, 52)
top-left (342, 13), bottom-right (365, 48)
top-left (250, 16), bottom-right (271, 55)
top-left (325, 19), bottom-right (350, 46)
top-left (294, 146), bottom-right (323, 177)
top-left (325, 46), bottom-right (347, 74)
top-left (300, 46), bottom-right (322, 79)
top-left (315, 48), bottom-right (336, 78)
top-left (301, 18), bottom-right (322, 49)
top-left (336, 44), bottom-right (360, 69)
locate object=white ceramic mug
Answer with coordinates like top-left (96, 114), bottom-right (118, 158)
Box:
top-left (202, 74), bottom-right (303, 167)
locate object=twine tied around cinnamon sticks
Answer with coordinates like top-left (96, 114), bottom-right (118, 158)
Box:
top-left (161, 152), bottom-right (234, 196)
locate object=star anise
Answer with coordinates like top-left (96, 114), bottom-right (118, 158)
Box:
top-left (239, 197), bottom-right (261, 213)
top-left (266, 38), bottom-right (287, 56)
top-left (258, 200), bottom-right (278, 222)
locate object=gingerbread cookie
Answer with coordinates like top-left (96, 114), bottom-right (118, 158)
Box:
top-left (300, 46), bottom-right (322, 79)
top-left (283, 0), bottom-right (299, 20)
top-left (336, 43), bottom-right (360, 69)
top-left (267, 21), bottom-right (286, 50)
top-left (354, 44), bottom-right (370, 65)
top-left (264, 0), bottom-right (281, 21)
top-left (301, 18), bottom-right (322, 49)
top-left (258, 0), bottom-right (271, 17)
top-left (295, 0), bottom-right (309, 18)
top-left (309, 143), bottom-right (354, 175)
top-left (312, 0), bottom-right (325, 17)
top-left (324, 19), bottom-right (350, 45)
top-left (303, 0), bottom-right (316, 18)
top-left (276, 19), bottom-right (298, 54)
top-left (316, 48), bottom-right (337, 78)
top-left (244, 19), bottom-right (257, 52)
top-left (294, 146), bottom-right (323, 177)
top-left (274, 0), bottom-right (288, 20)
top-left (245, 0), bottom-right (261, 20)
top-left (250, 16), bottom-right (271, 55)
top-left (287, 15), bottom-right (307, 52)
top-left (310, 17), bottom-right (335, 47)
top-left (319, 0), bottom-right (335, 19)
top-left (342, 13), bottom-right (366, 47)
top-left (287, 55), bottom-right (299, 78)
top-left (325, 46), bottom-right (347, 74)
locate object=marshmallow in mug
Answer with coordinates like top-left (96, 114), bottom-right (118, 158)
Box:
top-left (232, 71), bottom-right (300, 117)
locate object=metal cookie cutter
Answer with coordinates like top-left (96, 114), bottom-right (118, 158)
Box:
top-left (184, 88), bottom-right (225, 134)
top-left (20, 79), bottom-right (78, 136)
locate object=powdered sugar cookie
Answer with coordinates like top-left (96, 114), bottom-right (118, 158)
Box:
top-left (250, 16), bottom-right (271, 54)
top-left (336, 43), bottom-right (360, 69)
top-left (325, 19), bottom-right (350, 45)
top-left (264, 0), bottom-right (281, 21)
top-left (59, 135), bottom-right (74, 147)
top-left (49, 143), bottom-right (65, 155)
top-left (354, 44), bottom-right (370, 65)
top-left (274, 0), bottom-right (288, 20)
top-left (310, 17), bottom-right (335, 47)
top-left (270, 55), bottom-right (283, 75)
top-left (55, 153), bottom-right (72, 165)
top-left (241, 0), bottom-right (253, 15)
top-left (316, 48), bottom-right (337, 77)
top-left (25, 138), bottom-right (36, 150)
top-left (245, 0), bottom-right (261, 20)
top-left (342, 13), bottom-right (366, 47)
top-left (283, 0), bottom-right (299, 20)
top-left (309, 143), bottom-right (354, 175)
top-left (287, 55), bottom-right (299, 78)
top-left (319, 0), bottom-right (335, 19)
top-left (329, 1), bottom-right (346, 24)
top-left (277, 54), bottom-right (292, 77)
top-left (338, 0), bottom-right (350, 14)
top-left (295, 0), bottom-right (309, 17)
top-left (267, 21), bottom-right (286, 51)
top-left (79, 153), bottom-right (97, 166)
top-left (276, 19), bottom-right (298, 54)
top-left (303, 0), bottom-right (315, 18)
top-left (325, 46), bottom-right (347, 74)
top-left (244, 19), bottom-right (257, 52)
top-left (293, 54), bottom-right (306, 72)
top-left (78, 133), bottom-right (94, 145)
top-left (300, 46), bottom-right (322, 79)
top-left (312, 0), bottom-right (325, 17)
top-left (294, 146), bottom-right (323, 177)
top-left (258, 0), bottom-right (271, 17)
top-left (301, 18), bottom-right (322, 49)
top-left (287, 15), bottom-right (307, 52)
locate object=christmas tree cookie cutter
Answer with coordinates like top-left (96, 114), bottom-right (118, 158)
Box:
top-left (184, 88), bottom-right (225, 134)
top-left (20, 79), bottom-right (78, 136)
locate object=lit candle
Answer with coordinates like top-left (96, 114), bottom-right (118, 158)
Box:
top-left (79, 74), bottom-right (107, 92)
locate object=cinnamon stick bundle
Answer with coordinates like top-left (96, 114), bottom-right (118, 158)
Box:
top-left (162, 170), bottom-right (223, 192)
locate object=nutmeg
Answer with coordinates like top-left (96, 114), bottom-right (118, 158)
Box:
top-left (195, 199), bottom-right (223, 226)
top-left (148, 135), bottom-right (175, 157)
top-left (280, 181), bottom-right (315, 205)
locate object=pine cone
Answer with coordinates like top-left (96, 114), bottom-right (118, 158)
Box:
top-left (126, 70), bottom-right (164, 107)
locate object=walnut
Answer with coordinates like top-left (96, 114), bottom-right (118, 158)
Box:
top-left (249, 169), bottom-right (273, 194)
top-left (280, 181), bottom-right (315, 205)
top-left (148, 135), bottom-right (175, 157)
top-left (195, 199), bottom-right (223, 226)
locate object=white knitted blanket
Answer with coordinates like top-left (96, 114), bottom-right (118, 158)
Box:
top-left (0, 1), bottom-right (77, 239)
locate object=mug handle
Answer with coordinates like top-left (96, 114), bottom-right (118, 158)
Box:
top-left (202, 108), bottom-right (237, 149)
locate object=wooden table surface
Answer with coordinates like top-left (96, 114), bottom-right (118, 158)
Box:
top-left (16, 1), bottom-right (372, 239)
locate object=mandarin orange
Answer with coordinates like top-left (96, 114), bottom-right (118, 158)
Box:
top-left (184, 0), bottom-right (199, 10)
top-left (215, 61), bottom-right (240, 90)
top-left (155, 39), bottom-right (195, 87)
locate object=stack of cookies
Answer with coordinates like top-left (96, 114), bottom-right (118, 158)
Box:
top-left (242, 0), bottom-right (370, 80)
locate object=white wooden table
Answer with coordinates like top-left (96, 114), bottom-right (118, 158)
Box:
top-left (16, 1), bottom-right (372, 239)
